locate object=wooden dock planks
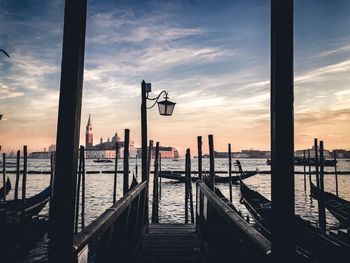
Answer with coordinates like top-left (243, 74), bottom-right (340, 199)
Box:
top-left (134, 224), bottom-right (205, 263)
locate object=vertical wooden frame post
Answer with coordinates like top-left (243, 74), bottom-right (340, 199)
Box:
top-left (197, 136), bottom-right (203, 180)
top-left (48, 0), bottom-right (87, 261)
top-left (123, 129), bottom-right (130, 195)
top-left (208, 135), bottom-right (215, 190)
top-left (271, 0), bottom-right (295, 260)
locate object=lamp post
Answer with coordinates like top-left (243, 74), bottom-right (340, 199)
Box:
top-left (0, 49), bottom-right (10, 121)
top-left (141, 80), bottom-right (176, 182)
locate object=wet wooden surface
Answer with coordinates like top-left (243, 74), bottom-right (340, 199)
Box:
top-left (134, 224), bottom-right (204, 263)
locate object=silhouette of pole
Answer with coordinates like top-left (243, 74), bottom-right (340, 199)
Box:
top-left (303, 150), bottom-right (306, 191)
top-left (208, 135), bottom-right (215, 190)
top-left (141, 80), bottom-right (148, 182)
top-left (334, 151), bottom-right (338, 196)
top-left (48, 0), bottom-right (87, 261)
top-left (2, 153), bottom-right (6, 202)
top-left (271, 0), bottom-right (295, 260)
top-left (319, 141), bottom-right (326, 232)
top-left (113, 142), bottom-right (118, 203)
top-left (314, 138), bottom-right (320, 188)
top-left (228, 143), bottom-right (233, 202)
top-left (14, 150), bottom-right (20, 200)
top-left (123, 129), bottom-right (130, 195)
top-left (197, 136), bottom-right (203, 180)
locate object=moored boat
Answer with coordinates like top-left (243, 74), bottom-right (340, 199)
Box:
top-left (240, 180), bottom-right (350, 262)
top-left (310, 181), bottom-right (350, 226)
top-left (0, 177), bottom-right (11, 201)
top-left (0, 186), bottom-right (51, 225)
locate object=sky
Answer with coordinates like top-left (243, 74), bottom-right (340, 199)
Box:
top-left (0, 0), bottom-right (350, 155)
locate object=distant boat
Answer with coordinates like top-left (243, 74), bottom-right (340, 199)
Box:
top-left (93, 159), bottom-right (113, 163)
top-left (172, 159), bottom-right (179, 162)
top-left (0, 177), bottom-right (11, 201)
top-left (158, 170), bottom-right (257, 183)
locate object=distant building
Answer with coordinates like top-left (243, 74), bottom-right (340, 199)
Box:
top-left (137, 146), bottom-right (179, 159)
top-left (212, 150), bottom-right (269, 158)
top-left (295, 145), bottom-right (331, 158)
top-left (29, 151), bottom-right (51, 158)
top-left (86, 114), bottom-right (93, 148)
top-left (48, 144), bottom-right (56, 152)
top-left (84, 115), bottom-right (137, 158)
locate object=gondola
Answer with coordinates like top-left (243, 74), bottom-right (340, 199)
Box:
top-left (310, 181), bottom-right (350, 226)
top-left (0, 177), bottom-right (11, 201)
top-left (93, 159), bottom-right (113, 163)
top-left (0, 186), bottom-right (51, 225)
top-left (240, 180), bottom-right (350, 262)
top-left (158, 170), bottom-right (258, 183)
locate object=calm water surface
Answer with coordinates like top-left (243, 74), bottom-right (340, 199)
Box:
top-left (3, 158), bottom-right (350, 262)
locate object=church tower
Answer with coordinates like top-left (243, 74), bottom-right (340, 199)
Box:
top-left (85, 114), bottom-right (93, 148)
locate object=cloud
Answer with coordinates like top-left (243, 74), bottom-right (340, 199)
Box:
top-left (0, 81), bottom-right (24, 99)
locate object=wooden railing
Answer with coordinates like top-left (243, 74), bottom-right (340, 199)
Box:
top-left (73, 181), bottom-right (148, 263)
top-left (196, 181), bottom-right (271, 263)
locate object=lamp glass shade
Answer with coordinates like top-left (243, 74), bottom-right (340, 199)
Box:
top-left (157, 99), bottom-right (176, 116)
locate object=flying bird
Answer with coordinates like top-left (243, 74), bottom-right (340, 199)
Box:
top-left (0, 49), bottom-right (10, 58)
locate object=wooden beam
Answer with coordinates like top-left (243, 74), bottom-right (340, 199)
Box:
top-left (271, 0), bottom-right (295, 260)
top-left (197, 136), bottom-right (202, 180)
top-left (48, 0), bottom-right (87, 261)
top-left (123, 129), bottom-right (130, 195)
top-left (208, 135), bottom-right (215, 190)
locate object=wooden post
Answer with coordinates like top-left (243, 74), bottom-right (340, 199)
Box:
top-left (123, 129), bottom-right (130, 195)
top-left (145, 140), bottom-right (154, 223)
top-left (159, 153), bottom-right (162, 200)
top-left (14, 150), bottom-right (20, 200)
top-left (2, 153), bottom-right (6, 202)
top-left (228, 143), bottom-right (233, 202)
top-left (308, 149), bottom-right (312, 191)
top-left (75, 146), bottom-right (83, 234)
top-left (271, 0), bottom-right (295, 260)
top-left (113, 142), bottom-right (118, 203)
top-left (185, 149), bottom-right (189, 224)
top-left (152, 142), bottom-right (160, 223)
top-left (334, 151), bottom-right (338, 196)
top-left (208, 135), bottom-right (215, 190)
top-left (48, 0), bottom-right (87, 261)
top-left (50, 152), bottom-right (55, 187)
top-left (319, 141), bottom-right (326, 232)
top-left (197, 136), bottom-right (203, 180)
top-left (147, 140), bottom-right (153, 181)
top-left (21, 146), bottom-right (28, 223)
top-left (135, 154), bottom-right (138, 179)
top-left (141, 80), bottom-right (148, 182)
top-left (314, 138), bottom-right (320, 188)
top-left (303, 150), bottom-right (306, 191)
top-left (188, 149), bottom-right (194, 224)
top-left (81, 146), bottom-right (85, 230)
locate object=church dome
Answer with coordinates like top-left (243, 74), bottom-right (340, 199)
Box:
top-left (112, 132), bottom-right (121, 142)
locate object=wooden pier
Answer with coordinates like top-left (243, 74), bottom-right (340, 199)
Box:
top-left (134, 224), bottom-right (203, 263)
top-left (46, 0), bottom-right (324, 262)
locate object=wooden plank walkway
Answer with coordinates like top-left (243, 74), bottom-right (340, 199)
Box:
top-left (134, 224), bottom-right (205, 263)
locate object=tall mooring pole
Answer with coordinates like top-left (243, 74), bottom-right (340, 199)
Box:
top-left (271, 0), bottom-right (295, 261)
top-left (48, 0), bottom-right (87, 261)
top-left (141, 80), bottom-right (148, 183)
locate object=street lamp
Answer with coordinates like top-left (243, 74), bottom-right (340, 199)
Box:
top-left (141, 80), bottom-right (175, 182)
